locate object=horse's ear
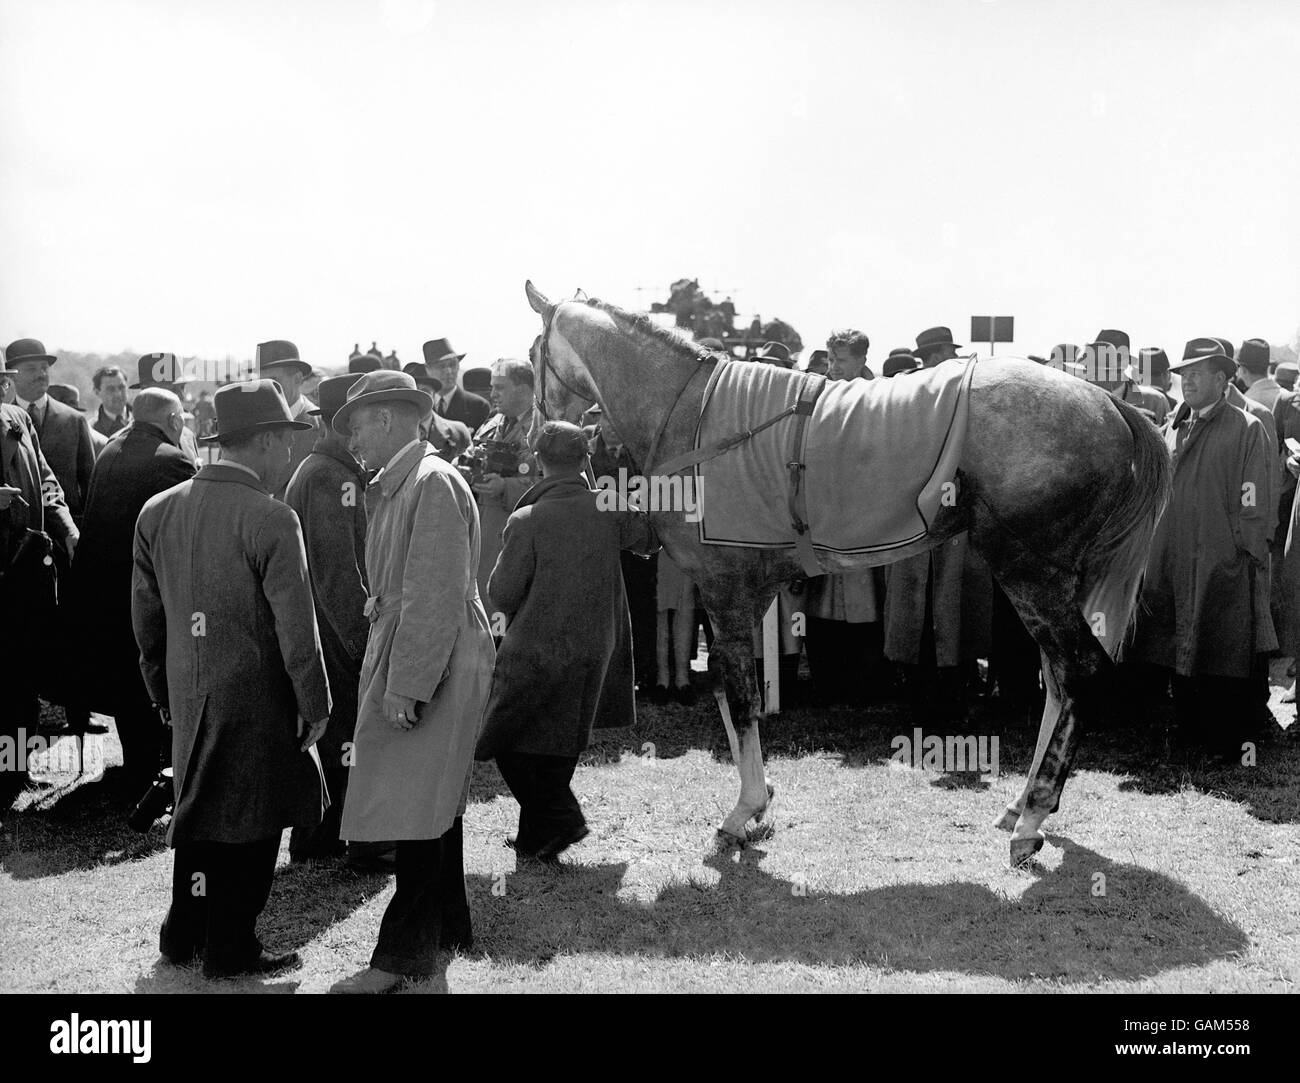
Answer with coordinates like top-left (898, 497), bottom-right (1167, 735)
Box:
top-left (573, 288), bottom-right (588, 302)
top-left (525, 280), bottom-right (554, 318)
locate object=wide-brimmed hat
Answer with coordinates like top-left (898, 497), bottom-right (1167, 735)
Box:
top-left (1088, 329), bottom-right (1130, 352)
top-left (256, 340), bottom-right (314, 380)
top-left (1237, 338), bottom-right (1271, 373)
top-left (47, 384), bottom-right (87, 411)
top-left (915, 326), bottom-right (962, 354)
top-left (1138, 347), bottom-right (1170, 378)
top-left (200, 379), bottom-right (314, 444)
top-left (402, 362), bottom-right (443, 392)
top-left (422, 338), bottom-right (465, 366)
top-left (883, 349), bottom-right (921, 377)
top-left (130, 352), bottom-right (186, 389)
top-left (754, 341), bottom-right (793, 366)
top-left (1170, 338), bottom-right (1236, 378)
top-left (310, 374), bottom-right (363, 419)
top-left (4, 338), bottom-right (58, 369)
top-left (331, 370), bottom-right (434, 436)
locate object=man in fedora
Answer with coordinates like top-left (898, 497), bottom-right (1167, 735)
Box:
top-left (914, 326), bottom-right (961, 368)
top-left (423, 338), bottom-right (491, 432)
top-left (256, 340), bottom-right (320, 501)
top-left (754, 341), bottom-right (793, 368)
top-left (1138, 347), bottom-right (1177, 412)
top-left (1237, 338), bottom-right (1281, 412)
top-left (1132, 339), bottom-right (1277, 750)
top-left (0, 392), bottom-right (76, 806)
top-left (825, 329), bottom-right (873, 381)
top-left (282, 374), bottom-right (370, 862)
top-left (329, 370), bottom-right (495, 994)
top-left (132, 379), bottom-right (331, 979)
top-left (883, 349), bottom-right (920, 378)
top-left (402, 362), bottom-right (473, 461)
top-left (804, 349), bottom-right (829, 376)
top-left (129, 353), bottom-right (202, 465)
top-left (1086, 329), bottom-right (1167, 423)
top-left (5, 339), bottom-right (96, 522)
top-left (66, 388), bottom-right (194, 798)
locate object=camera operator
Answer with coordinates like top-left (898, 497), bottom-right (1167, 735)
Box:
top-left (462, 359), bottom-right (538, 614)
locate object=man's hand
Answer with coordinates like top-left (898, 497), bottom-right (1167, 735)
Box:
top-left (65, 531), bottom-right (78, 561)
top-left (471, 472), bottom-right (505, 500)
top-left (1286, 452), bottom-right (1300, 480)
top-left (298, 715), bottom-right (329, 751)
top-left (383, 692), bottom-right (421, 732)
top-left (0, 485), bottom-right (25, 512)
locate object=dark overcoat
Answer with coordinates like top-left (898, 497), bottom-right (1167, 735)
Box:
top-left (67, 421), bottom-right (196, 711)
top-left (0, 403), bottom-right (75, 564)
top-left (470, 411), bottom-right (539, 613)
top-left (475, 474), bottom-right (656, 760)
top-left (30, 395), bottom-right (96, 521)
top-left (132, 463), bottom-right (331, 845)
top-left (284, 434), bottom-right (370, 762)
top-left (1133, 398), bottom-right (1276, 678)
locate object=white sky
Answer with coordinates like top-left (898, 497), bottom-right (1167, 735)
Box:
top-left (2, 0), bottom-right (1298, 370)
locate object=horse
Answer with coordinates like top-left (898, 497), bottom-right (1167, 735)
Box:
top-left (523, 281), bottom-right (1171, 865)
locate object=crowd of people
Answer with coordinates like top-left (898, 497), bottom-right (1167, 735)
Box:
top-left (0, 315), bottom-right (1295, 990)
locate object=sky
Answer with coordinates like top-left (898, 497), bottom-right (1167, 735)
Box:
top-left (2, 0), bottom-right (1298, 371)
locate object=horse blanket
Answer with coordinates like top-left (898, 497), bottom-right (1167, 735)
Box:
top-left (692, 359), bottom-right (977, 569)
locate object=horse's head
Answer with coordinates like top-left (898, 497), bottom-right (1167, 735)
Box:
top-left (526, 280), bottom-right (602, 426)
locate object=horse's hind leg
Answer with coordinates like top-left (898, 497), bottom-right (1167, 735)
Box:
top-left (707, 620), bottom-right (774, 842)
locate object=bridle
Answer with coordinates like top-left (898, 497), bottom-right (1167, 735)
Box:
top-left (534, 302), bottom-right (597, 423)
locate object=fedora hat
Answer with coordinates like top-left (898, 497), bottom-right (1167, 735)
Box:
top-left (200, 379), bottom-right (314, 444)
top-left (130, 352), bottom-right (186, 389)
top-left (309, 374), bottom-right (363, 419)
top-left (4, 338), bottom-right (57, 369)
top-left (402, 362), bottom-right (443, 392)
top-left (331, 370), bottom-right (434, 436)
top-left (1138, 347), bottom-right (1170, 378)
top-left (422, 338), bottom-right (465, 366)
top-left (1088, 329), bottom-right (1131, 351)
top-left (1237, 337), bottom-right (1271, 373)
top-left (754, 341), bottom-right (793, 366)
top-left (349, 354), bottom-right (382, 375)
top-left (46, 384), bottom-right (87, 411)
top-left (256, 340), bottom-right (314, 380)
top-left (915, 326), bottom-right (962, 354)
top-left (1170, 338), bottom-right (1236, 378)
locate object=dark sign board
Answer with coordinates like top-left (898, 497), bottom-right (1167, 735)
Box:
top-left (971, 316), bottom-right (1014, 344)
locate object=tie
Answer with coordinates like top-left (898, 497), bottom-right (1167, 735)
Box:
top-left (436, 396), bottom-right (446, 415)
top-left (28, 401), bottom-right (40, 430)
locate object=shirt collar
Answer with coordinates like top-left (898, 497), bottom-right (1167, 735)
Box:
top-left (217, 458), bottom-right (263, 481)
top-left (17, 393), bottom-right (48, 411)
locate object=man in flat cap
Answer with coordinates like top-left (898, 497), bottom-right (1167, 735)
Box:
top-left (330, 371), bottom-right (495, 994)
top-left (256, 340), bottom-right (320, 501)
top-left (1132, 339), bottom-right (1277, 750)
top-left (133, 379), bottom-right (331, 979)
top-left (475, 420), bottom-right (656, 863)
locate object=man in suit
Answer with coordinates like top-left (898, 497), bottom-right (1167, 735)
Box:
top-left (256, 340), bottom-right (320, 501)
top-left (133, 379), bottom-right (331, 979)
top-left (1238, 338), bottom-right (1281, 412)
top-left (47, 384), bottom-right (109, 456)
top-left (128, 353), bottom-right (202, 466)
top-left (4, 339), bottom-right (96, 522)
top-left (1, 399), bottom-right (76, 806)
top-left (283, 374), bottom-right (369, 861)
top-left (423, 338), bottom-right (491, 432)
top-left (92, 366), bottom-right (132, 439)
top-left (401, 363), bottom-right (472, 461)
top-left (67, 389), bottom-right (194, 797)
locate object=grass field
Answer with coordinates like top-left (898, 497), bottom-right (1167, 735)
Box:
top-left (2, 670), bottom-right (1298, 994)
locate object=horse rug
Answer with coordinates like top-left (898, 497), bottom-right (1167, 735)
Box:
top-left (692, 358), bottom-right (977, 568)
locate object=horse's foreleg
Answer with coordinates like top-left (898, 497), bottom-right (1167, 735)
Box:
top-left (710, 637), bottom-right (773, 841)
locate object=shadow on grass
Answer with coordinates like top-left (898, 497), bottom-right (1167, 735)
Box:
top-left (467, 835), bottom-right (1248, 983)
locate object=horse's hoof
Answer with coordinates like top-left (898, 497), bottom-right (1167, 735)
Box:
top-left (746, 821), bottom-right (775, 843)
top-left (993, 807), bottom-right (1019, 833)
top-left (715, 827), bottom-right (746, 849)
top-left (1009, 836), bottom-right (1044, 867)
top-left (753, 781), bottom-right (777, 824)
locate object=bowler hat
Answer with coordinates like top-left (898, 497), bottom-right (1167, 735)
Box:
top-left (349, 354), bottom-right (382, 375)
top-left (331, 370), bottom-right (434, 436)
top-left (256, 340), bottom-right (314, 380)
top-left (915, 326), bottom-right (962, 354)
top-left (200, 379), bottom-right (314, 444)
top-left (422, 338), bottom-right (465, 366)
top-left (310, 374), bottom-right (363, 419)
top-left (754, 341), bottom-right (793, 367)
top-left (47, 384), bottom-right (87, 411)
top-left (462, 366), bottom-right (492, 397)
top-left (130, 352), bottom-right (185, 389)
top-left (534, 420), bottom-right (590, 466)
top-left (402, 362), bottom-right (443, 392)
top-left (1170, 338), bottom-right (1236, 378)
top-left (4, 338), bottom-right (58, 368)
top-left (883, 349), bottom-right (921, 377)
top-left (1237, 338), bottom-right (1271, 373)
top-left (1139, 347), bottom-right (1170, 378)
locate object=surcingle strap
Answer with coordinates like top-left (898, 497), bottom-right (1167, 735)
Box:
top-left (786, 376), bottom-right (825, 575)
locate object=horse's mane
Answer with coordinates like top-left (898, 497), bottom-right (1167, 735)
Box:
top-left (583, 297), bottom-right (711, 362)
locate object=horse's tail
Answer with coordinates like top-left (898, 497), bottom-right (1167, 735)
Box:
top-left (1078, 394), bottom-right (1172, 660)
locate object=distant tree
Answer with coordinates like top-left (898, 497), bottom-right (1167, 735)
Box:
top-left (649, 279), bottom-right (800, 356)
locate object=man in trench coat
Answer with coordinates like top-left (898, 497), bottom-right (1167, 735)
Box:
top-left (1131, 340), bottom-right (1276, 748)
top-left (132, 380), bottom-right (331, 979)
top-left (475, 421), bottom-right (656, 863)
top-left (329, 371), bottom-right (495, 995)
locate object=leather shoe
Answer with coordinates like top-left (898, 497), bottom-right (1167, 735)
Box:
top-left (330, 966), bottom-right (404, 994)
top-left (203, 949), bottom-right (299, 979)
top-left (535, 823), bottom-right (590, 862)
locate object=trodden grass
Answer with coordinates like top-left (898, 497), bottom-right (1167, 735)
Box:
top-left (2, 669), bottom-right (1298, 994)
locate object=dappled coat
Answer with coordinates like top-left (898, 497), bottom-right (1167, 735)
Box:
top-left (131, 463), bottom-right (331, 845)
top-left (284, 433), bottom-right (370, 765)
top-left (884, 534), bottom-right (992, 668)
top-left (1133, 398), bottom-right (1276, 678)
top-left (475, 474), bottom-right (657, 760)
top-left (340, 443), bottom-right (495, 842)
